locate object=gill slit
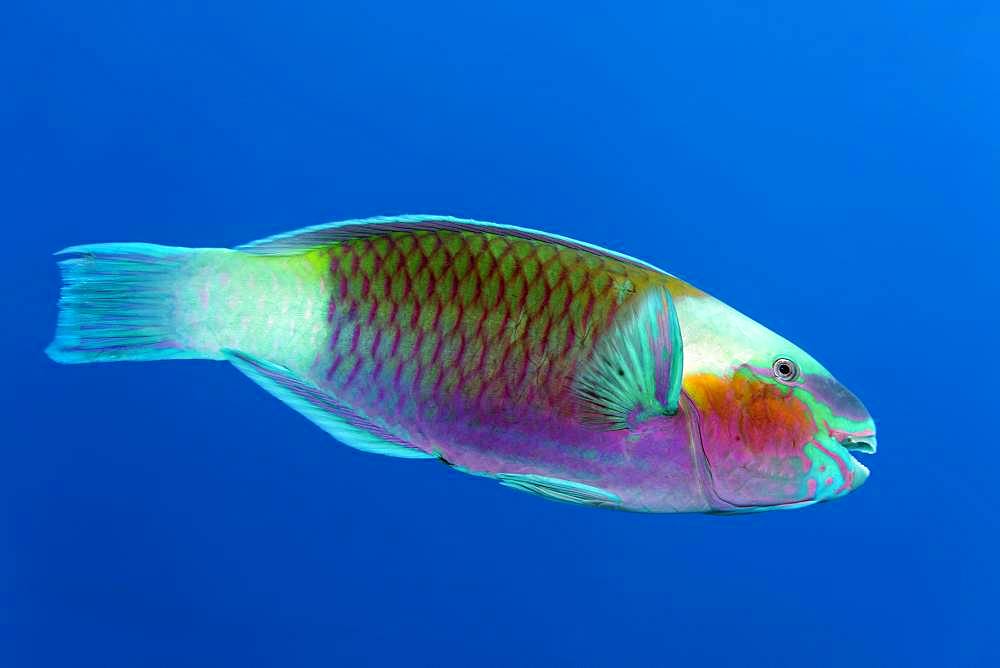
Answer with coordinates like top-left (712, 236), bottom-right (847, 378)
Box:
top-left (680, 392), bottom-right (723, 512)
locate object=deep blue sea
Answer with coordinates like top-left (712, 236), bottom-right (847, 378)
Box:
top-left (5, 3), bottom-right (998, 666)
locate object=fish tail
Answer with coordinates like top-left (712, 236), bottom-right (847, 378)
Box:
top-left (46, 242), bottom-right (228, 364)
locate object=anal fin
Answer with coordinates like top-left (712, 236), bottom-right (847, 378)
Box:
top-left (223, 349), bottom-right (433, 459)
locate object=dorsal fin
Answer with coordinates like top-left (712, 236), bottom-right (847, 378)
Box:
top-left (236, 215), bottom-right (673, 277)
top-left (572, 286), bottom-right (684, 429)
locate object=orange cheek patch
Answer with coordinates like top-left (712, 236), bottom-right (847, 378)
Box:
top-left (684, 372), bottom-right (815, 456)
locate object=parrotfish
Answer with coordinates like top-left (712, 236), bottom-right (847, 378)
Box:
top-left (47, 216), bottom-right (876, 513)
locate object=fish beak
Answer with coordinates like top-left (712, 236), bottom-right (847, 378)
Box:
top-left (836, 428), bottom-right (876, 491)
top-left (840, 433), bottom-right (877, 455)
top-left (850, 459), bottom-right (871, 490)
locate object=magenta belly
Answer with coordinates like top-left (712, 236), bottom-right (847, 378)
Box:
top-left (334, 377), bottom-right (714, 512)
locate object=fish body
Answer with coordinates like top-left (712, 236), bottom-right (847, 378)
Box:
top-left (48, 216), bottom-right (876, 513)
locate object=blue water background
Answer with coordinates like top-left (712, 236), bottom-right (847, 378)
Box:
top-left (4, 3), bottom-right (998, 666)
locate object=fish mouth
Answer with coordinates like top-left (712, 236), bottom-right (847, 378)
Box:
top-left (840, 433), bottom-right (877, 455)
top-left (835, 429), bottom-right (876, 491)
top-left (830, 425), bottom-right (877, 455)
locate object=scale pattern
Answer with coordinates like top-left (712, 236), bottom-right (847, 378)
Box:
top-left (313, 228), bottom-right (662, 425)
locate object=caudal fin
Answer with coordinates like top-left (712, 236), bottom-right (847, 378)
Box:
top-left (46, 243), bottom-right (210, 364)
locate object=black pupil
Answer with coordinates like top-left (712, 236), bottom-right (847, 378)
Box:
top-left (778, 363), bottom-right (791, 376)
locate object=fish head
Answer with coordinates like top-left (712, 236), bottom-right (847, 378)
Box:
top-left (677, 295), bottom-right (876, 512)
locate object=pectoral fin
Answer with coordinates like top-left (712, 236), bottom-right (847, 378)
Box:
top-left (573, 286), bottom-right (683, 429)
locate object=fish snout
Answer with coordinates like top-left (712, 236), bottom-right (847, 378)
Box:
top-left (834, 427), bottom-right (876, 491)
top-left (820, 380), bottom-right (877, 482)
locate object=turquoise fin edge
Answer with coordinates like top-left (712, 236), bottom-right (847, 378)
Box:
top-left (235, 214), bottom-right (676, 278)
top-left (496, 473), bottom-right (621, 508)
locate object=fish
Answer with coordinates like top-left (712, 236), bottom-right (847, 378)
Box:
top-left (46, 215), bottom-right (876, 513)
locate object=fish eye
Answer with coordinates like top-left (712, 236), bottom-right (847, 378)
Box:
top-left (772, 358), bottom-right (799, 382)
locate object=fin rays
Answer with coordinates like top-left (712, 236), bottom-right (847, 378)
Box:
top-left (572, 286), bottom-right (683, 429)
top-left (497, 473), bottom-right (621, 508)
